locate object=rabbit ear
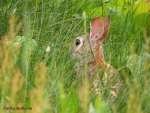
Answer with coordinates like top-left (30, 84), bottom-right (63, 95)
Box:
top-left (90, 16), bottom-right (104, 41)
top-left (99, 15), bottom-right (110, 41)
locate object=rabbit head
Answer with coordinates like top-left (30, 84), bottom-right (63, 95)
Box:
top-left (71, 15), bottom-right (110, 68)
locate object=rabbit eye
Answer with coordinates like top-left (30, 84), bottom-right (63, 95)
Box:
top-left (76, 39), bottom-right (80, 46)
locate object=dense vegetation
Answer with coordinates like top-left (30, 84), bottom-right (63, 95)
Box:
top-left (0, 0), bottom-right (150, 113)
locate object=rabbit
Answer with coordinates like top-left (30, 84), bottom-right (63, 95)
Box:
top-left (71, 15), bottom-right (121, 99)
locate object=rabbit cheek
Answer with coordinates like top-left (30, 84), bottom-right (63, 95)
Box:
top-left (74, 43), bottom-right (83, 54)
top-left (71, 42), bottom-right (84, 57)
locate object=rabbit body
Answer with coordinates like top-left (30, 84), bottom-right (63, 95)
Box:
top-left (72, 15), bottom-right (121, 99)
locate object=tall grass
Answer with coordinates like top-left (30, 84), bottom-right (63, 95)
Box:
top-left (0, 0), bottom-right (150, 113)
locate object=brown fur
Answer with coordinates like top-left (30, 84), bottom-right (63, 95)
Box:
top-left (72, 15), bottom-right (121, 99)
